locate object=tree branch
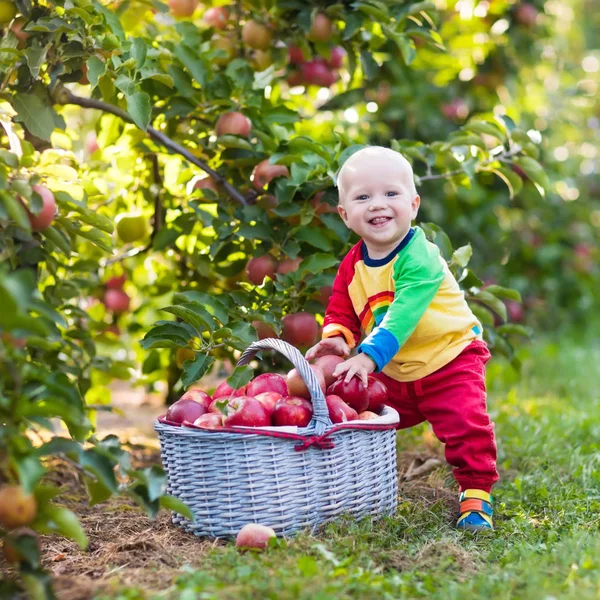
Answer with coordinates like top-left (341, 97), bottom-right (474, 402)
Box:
top-left (57, 88), bottom-right (248, 206)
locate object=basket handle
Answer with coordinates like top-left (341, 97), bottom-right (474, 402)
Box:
top-left (236, 338), bottom-right (331, 435)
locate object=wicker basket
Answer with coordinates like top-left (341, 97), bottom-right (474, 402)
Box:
top-left (155, 338), bottom-right (399, 537)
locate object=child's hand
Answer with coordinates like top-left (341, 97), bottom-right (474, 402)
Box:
top-left (332, 353), bottom-right (376, 387)
top-left (305, 337), bottom-right (350, 361)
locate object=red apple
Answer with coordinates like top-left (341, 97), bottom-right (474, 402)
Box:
top-left (441, 98), bottom-right (469, 121)
top-left (358, 410), bottom-right (380, 420)
top-left (103, 289), bottom-right (130, 314)
top-left (281, 312), bottom-right (319, 347)
top-left (251, 320), bottom-right (278, 340)
top-left (366, 376), bottom-right (388, 413)
top-left (310, 191), bottom-right (337, 215)
top-left (223, 396), bottom-right (271, 427)
top-left (254, 391), bottom-right (282, 414)
top-left (327, 46), bottom-right (346, 69)
top-left (246, 254), bottom-right (277, 285)
top-left (193, 413), bottom-right (223, 429)
top-left (192, 175), bottom-right (219, 194)
top-left (327, 377), bottom-right (368, 413)
top-left (211, 34), bottom-right (237, 65)
top-left (313, 355), bottom-right (345, 386)
top-left (166, 397), bottom-right (207, 424)
top-left (215, 111), bottom-right (252, 137)
top-left (27, 185), bottom-right (56, 231)
top-left (242, 20), bottom-right (272, 50)
top-left (309, 13), bottom-right (334, 42)
top-left (302, 59), bottom-right (336, 87)
top-left (105, 275), bottom-right (126, 290)
top-left (168, 0), bottom-right (197, 18)
top-left (326, 394), bottom-right (358, 424)
top-left (316, 285), bottom-right (333, 307)
top-left (288, 45), bottom-right (306, 64)
top-left (85, 132), bottom-right (99, 154)
top-left (209, 397), bottom-right (236, 414)
top-left (252, 159), bottom-right (290, 191)
top-left (179, 389), bottom-right (213, 411)
top-left (213, 381), bottom-right (247, 399)
top-left (203, 6), bottom-right (229, 29)
top-left (515, 3), bottom-right (538, 27)
top-left (247, 373), bottom-right (288, 397)
top-left (286, 365), bottom-right (326, 400)
top-left (286, 70), bottom-right (304, 87)
top-left (272, 396), bottom-right (313, 427)
top-left (276, 257), bottom-right (302, 275)
top-left (235, 523), bottom-right (276, 550)
top-left (506, 300), bottom-right (524, 323)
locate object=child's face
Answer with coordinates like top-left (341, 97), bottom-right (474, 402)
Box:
top-left (338, 154), bottom-right (420, 256)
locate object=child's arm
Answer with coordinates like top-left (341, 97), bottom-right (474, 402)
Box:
top-left (357, 231), bottom-right (445, 372)
top-left (306, 251), bottom-right (362, 360)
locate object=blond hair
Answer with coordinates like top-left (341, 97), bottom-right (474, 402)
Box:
top-left (336, 146), bottom-right (417, 200)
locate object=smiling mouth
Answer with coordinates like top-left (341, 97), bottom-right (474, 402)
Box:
top-left (368, 216), bottom-right (392, 225)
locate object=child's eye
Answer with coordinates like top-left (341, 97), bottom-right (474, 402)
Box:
top-left (386, 191), bottom-right (398, 197)
top-left (356, 194), bottom-right (369, 201)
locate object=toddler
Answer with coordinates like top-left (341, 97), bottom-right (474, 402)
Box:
top-left (306, 146), bottom-right (497, 531)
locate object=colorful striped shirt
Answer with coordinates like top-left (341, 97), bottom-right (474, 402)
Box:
top-left (322, 227), bottom-right (483, 382)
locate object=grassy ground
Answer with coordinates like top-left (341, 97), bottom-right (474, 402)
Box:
top-left (94, 328), bottom-right (600, 600)
top-left (29, 327), bottom-right (595, 600)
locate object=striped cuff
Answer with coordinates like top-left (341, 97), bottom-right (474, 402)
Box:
top-left (357, 327), bottom-right (399, 372)
top-left (322, 324), bottom-right (357, 349)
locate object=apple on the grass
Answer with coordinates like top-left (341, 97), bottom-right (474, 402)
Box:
top-left (327, 377), bottom-right (368, 413)
top-left (193, 413), bottom-right (223, 429)
top-left (223, 397), bottom-right (271, 428)
top-left (179, 389), bottom-right (212, 411)
top-left (166, 397), bottom-right (208, 424)
top-left (213, 381), bottom-right (247, 399)
top-left (326, 395), bottom-right (358, 424)
top-left (254, 391), bottom-right (283, 414)
top-left (313, 355), bottom-right (345, 386)
top-left (366, 376), bottom-right (388, 413)
top-left (272, 396), bottom-right (313, 427)
top-left (286, 365), bottom-right (326, 400)
top-left (247, 373), bottom-right (288, 397)
top-left (235, 523), bottom-right (276, 550)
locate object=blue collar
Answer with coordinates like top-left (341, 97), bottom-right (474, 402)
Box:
top-left (361, 227), bottom-right (415, 267)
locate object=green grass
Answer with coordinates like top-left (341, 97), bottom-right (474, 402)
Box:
top-left (99, 329), bottom-right (600, 600)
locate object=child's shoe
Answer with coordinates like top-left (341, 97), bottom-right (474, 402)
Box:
top-left (456, 489), bottom-right (493, 532)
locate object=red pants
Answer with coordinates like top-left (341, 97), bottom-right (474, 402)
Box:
top-left (374, 341), bottom-right (498, 492)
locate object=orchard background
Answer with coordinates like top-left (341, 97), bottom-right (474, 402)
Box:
top-left (0, 0), bottom-right (598, 598)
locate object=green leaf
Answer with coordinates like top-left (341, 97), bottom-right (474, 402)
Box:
top-left (465, 120), bottom-right (506, 142)
top-left (299, 253), bottom-right (339, 275)
top-left (473, 291), bottom-right (507, 321)
top-left (130, 38), bottom-right (147, 69)
top-left (182, 354), bottom-right (215, 389)
top-left (13, 455), bottom-right (45, 494)
top-left (39, 505), bottom-right (88, 549)
top-left (175, 44), bottom-right (207, 86)
top-left (172, 292), bottom-right (229, 324)
top-left (10, 94), bottom-right (57, 141)
top-left (162, 303), bottom-right (216, 333)
top-left (318, 87), bottom-right (366, 111)
top-left (452, 244), bottom-right (472, 268)
top-left (159, 495), bottom-right (194, 520)
top-left (41, 226), bottom-right (72, 256)
top-left (86, 55), bottom-right (106, 88)
top-left (24, 43), bottom-right (49, 79)
top-left (360, 50), bottom-right (379, 80)
top-left (81, 449), bottom-right (118, 493)
top-left (126, 91), bottom-right (151, 130)
top-left (490, 166), bottom-right (523, 199)
top-left (484, 285), bottom-right (522, 302)
top-left (294, 227), bottom-right (332, 251)
top-left (140, 322), bottom-right (196, 350)
top-left (130, 466), bottom-right (167, 502)
top-left (226, 365), bottom-right (254, 390)
top-left (496, 324), bottom-right (532, 338)
top-left (513, 156), bottom-right (550, 196)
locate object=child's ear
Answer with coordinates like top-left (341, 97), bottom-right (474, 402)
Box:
top-left (337, 202), bottom-right (349, 224)
top-left (411, 195), bottom-right (421, 219)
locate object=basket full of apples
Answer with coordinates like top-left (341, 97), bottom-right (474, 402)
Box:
top-left (154, 338), bottom-right (399, 538)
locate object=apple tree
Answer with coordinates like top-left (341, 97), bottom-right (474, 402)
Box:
top-left (0, 0), bottom-right (578, 594)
